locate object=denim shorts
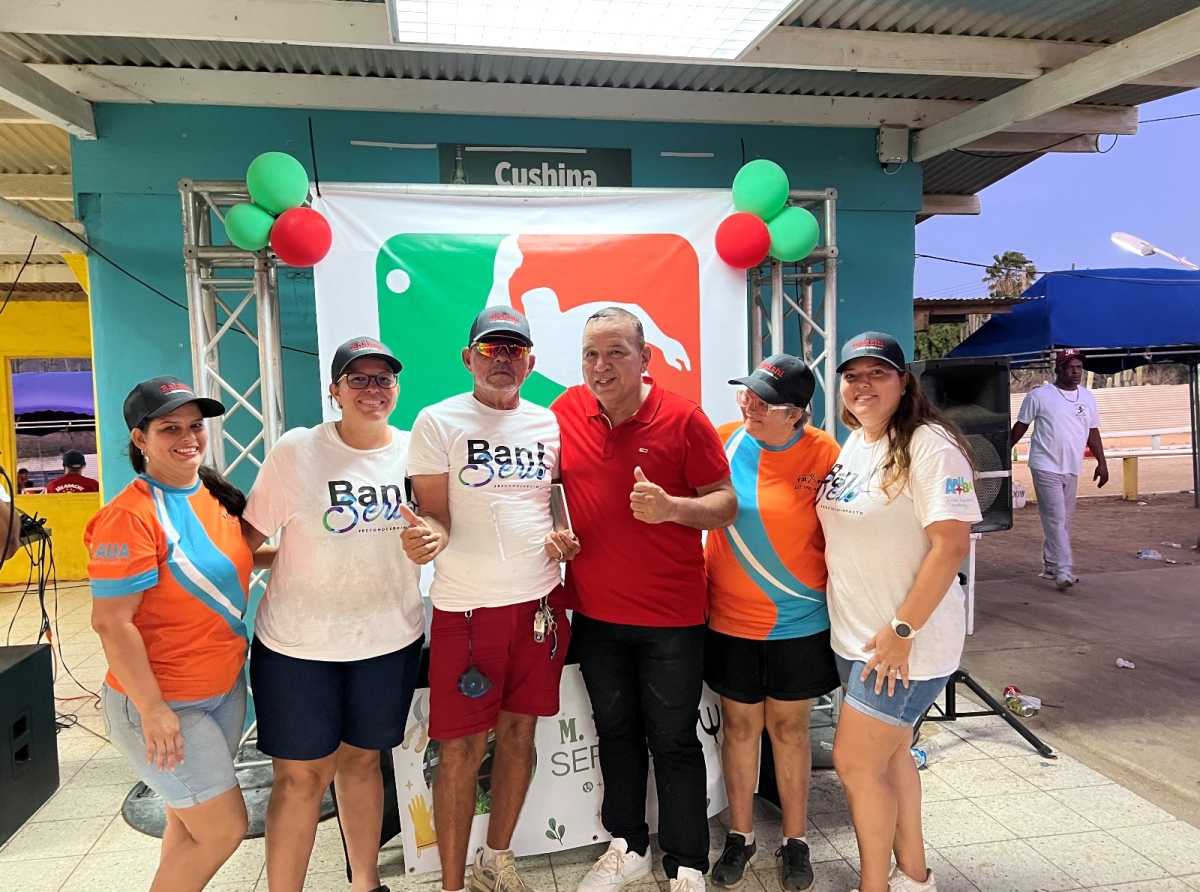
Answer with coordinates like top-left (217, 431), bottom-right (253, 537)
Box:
top-left (102, 675), bottom-right (246, 809)
top-left (835, 655), bottom-right (951, 728)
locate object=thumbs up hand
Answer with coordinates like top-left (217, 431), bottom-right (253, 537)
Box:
top-left (630, 466), bottom-right (676, 525)
top-left (400, 504), bottom-right (444, 565)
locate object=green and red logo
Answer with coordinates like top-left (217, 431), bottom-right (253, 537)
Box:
top-left (377, 233), bottom-right (702, 426)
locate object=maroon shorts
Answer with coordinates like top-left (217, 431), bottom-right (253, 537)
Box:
top-left (428, 587), bottom-right (570, 740)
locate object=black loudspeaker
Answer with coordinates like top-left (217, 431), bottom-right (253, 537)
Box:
top-left (0, 645), bottom-right (59, 846)
top-left (908, 357), bottom-right (1013, 533)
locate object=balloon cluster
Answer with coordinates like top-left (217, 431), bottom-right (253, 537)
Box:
top-left (224, 153), bottom-right (333, 267)
top-left (715, 160), bottom-right (820, 269)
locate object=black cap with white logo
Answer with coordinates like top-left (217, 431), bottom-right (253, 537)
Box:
top-left (62, 449), bottom-right (86, 469)
top-left (468, 305), bottom-right (533, 347)
top-left (123, 377), bottom-right (226, 431)
top-left (729, 354), bottom-right (816, 409)
top-left (331, 336), bottom-right (403, 382)
top-left (836, 331), bottom-right (906, 373)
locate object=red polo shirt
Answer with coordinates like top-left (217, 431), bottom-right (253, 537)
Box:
top-left (552, 379), bottom-right (731, 627)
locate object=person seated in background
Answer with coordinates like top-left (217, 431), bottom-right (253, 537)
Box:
top-left (45, 449), bottom-right (101, 493)
top-left (16, 467), bottom-right (35, 493)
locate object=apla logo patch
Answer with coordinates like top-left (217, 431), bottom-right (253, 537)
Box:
top-left (944, 476), bottom-right (973, 495)
top-left (92, 542), bottom-right (130, 560)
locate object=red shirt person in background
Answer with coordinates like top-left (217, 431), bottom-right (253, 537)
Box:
top-left (553, 307), bottom-right (736, 892)
top-left (45, 449), bottom-right (100, 493)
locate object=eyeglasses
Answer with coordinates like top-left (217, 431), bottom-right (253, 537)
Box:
top-left (736, 388), bottom-right (795, 415)
top-left (474, 342), bottom-right (531, 360)
top-left (340, 373), bottom-right (398, 390)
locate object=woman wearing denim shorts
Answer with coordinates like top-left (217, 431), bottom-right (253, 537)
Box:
top-left (816, 333), bottom-right (981, 892)
top-left (87, 377), bottom-right (261, 892)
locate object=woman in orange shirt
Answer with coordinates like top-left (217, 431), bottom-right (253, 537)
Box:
top-left (86, 377), bottom-right (260, 892)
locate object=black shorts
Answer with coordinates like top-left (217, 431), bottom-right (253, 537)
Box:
top-left (703, 627), bottom-right (840, 704)
top-left (250, 635), bottom-right (424, 761)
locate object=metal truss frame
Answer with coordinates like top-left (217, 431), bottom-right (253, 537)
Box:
top-left (180, 179), bottom-right (286, 475)
top-left (749, 189), bottom-right (839, 435)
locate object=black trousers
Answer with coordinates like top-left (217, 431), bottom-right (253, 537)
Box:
top-left (572, 613), bottom-right (709, 878)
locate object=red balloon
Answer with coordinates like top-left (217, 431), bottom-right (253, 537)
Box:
top-left (715, 212), bottom-right (770, 269)
top-left (270, 207), bottom-right (332, 267)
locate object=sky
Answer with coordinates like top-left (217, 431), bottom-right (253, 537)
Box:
top-left (914, 90), bottom-right (1200, 299)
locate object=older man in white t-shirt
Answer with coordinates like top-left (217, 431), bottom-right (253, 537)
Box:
top-left (1010, 349), bottom-right (1109, 591)
top-left (402, 305), bottom-right (577, 892)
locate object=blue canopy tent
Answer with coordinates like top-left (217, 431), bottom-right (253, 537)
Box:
top-left (950, 267), bottom-right (1200, 506)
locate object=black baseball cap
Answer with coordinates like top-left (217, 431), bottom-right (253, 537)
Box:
top-left (62, 450), bottom-right (86, 469)
top-left (837, 331), bottom-right (906, 373)
top-left (331, 336), bottom-right (403, 381)
top-left (730, 354), bottom-right (816, 409)
top-left (123, 377), bottom-right (226, 431)
top-left (469, 305), bottom-right (533, 347)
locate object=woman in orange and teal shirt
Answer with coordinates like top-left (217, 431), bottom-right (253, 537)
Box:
top-left (704, 355), bottom-right (842, 892)
top-left (86, 377), bottom-right (260, 892)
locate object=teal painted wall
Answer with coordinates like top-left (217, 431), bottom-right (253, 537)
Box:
top-left (72, 103), bottom-right (921, 493)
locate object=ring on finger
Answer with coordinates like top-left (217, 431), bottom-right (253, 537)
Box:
top-left (888, 668), bottom-right (900, 676)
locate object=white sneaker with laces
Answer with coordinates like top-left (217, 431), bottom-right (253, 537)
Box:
top-left (669, 867), bottom-right (706, 892)
top-left (575, 839), bottom-right (652, 892)
top-left (889, 866), bottom-right (937, 892)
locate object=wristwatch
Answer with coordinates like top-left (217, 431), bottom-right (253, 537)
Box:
top-left (890, 617), bottom-right (919, 639)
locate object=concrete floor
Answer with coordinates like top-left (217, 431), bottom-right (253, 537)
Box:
top-left (961, 564), bottom-right (1200, 829)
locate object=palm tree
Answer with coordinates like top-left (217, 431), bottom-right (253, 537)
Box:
top-left (983, 251), bottom-right (1038, 297)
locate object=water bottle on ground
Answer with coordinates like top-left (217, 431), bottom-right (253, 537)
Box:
top-left (910, 747), bottom-right (927, 770)
top-left (1135, 549), bottom-right (1162, 561)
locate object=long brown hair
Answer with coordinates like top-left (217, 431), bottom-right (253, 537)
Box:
top-left (840, 369), bottom-right (975, 498)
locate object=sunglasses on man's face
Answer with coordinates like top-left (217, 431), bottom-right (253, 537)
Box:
top-left (474, 342), bottom-right (531, 361)
top-left (340, 372), bottom-right (398, 390)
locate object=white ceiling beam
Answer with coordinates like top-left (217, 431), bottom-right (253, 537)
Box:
top-left (0, 174), bottom-right (73, 201)
top-left (6, 0), bottom-right (1200, 87)
top-left (0, 52), bottom-right (96, 138)
top-left (33, 64), bottom-right (1139, 135)
top-left (920, 194), bottom-right (981, 216)
top-left (913, 6), bottom-right (1200, 162)
top-left (0, 197), bottom-right (88, 253)
top-left (960, 133), bottom-right (1101, 154)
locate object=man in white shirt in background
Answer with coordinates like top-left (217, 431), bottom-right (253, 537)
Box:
top-left (402, 305), bottom-right (576, 892)
top-left (1010, 348), bottom-right (1109, 591)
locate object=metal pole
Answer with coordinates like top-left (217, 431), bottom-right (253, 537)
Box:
top-left (750, 269), bottom-right (764, 367)
top-left (770, 259), bottom-right (785, 356)
top-left (256, 256), bottom-right (285, 452)
top-left (800, 265), bottom-right (814, 365)
top-left (822, 191), bottom-right (839, 436)
top-left (1191, 362), bottom-right (1200, 509)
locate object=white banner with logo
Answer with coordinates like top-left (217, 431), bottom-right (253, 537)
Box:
top-left (312, 187), bottom-right (746, 429)
top-left (393, 665), bottom-right (728, 876)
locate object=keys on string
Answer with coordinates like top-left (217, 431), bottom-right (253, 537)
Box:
top-left (534, 600), bottom-right (559, 659)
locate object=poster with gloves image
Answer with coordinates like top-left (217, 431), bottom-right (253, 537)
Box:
top-left (393, 665), bottom-right (729, 875)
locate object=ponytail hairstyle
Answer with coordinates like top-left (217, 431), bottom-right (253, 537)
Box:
top-left (128, 421), bottom-right (247, 517)
top-left (840, 369), bottom-right (975, 499)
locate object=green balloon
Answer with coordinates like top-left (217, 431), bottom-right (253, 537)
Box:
top-left (768, 206), bottom-right (820, 262)
top-left (246, 152), bottom-right (310, 215)
top-left (732, 159), bottom-right (790, 220)
top-left (224, 202), bottom-right (276, 251)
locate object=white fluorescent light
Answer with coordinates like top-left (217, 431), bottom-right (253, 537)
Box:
top-left (661, 151), bottom-right (715, 157)
top-left (351, 141), bottom-right (438, 149)
top-left (386, 1), bottom-right (795, 60)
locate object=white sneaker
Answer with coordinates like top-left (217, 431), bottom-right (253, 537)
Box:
top-left (889, 866), bottom-right (937, 892)
top-left (669, 867), bottom-right (706, 892)
top-left (576, 839), bottom-right (652, 892)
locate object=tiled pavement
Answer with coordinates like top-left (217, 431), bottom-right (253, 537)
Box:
top-left (3, 582), bottom-right (1200, 892)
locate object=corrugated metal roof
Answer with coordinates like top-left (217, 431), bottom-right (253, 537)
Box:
top-left (0, 123), bottom-right (70, 175)
top-left (921, 150), bottom-right (1039, 195)
top-left (0, 32), bottom-right (1181, 109)
top-left (785, 0), bottom-right (1200, 43)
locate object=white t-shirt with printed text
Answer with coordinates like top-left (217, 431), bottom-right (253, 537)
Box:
top-left (1017, 383), bottom-right (1100, 476)
top-left (407, 392), bottom-right (561, 612)
top-left (816, 425), bottom-right (982, 680)
top-left (244, 422), bottom-right (425, 662)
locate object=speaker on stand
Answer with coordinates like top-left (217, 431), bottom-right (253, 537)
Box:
top-left (0, 644), bottom-right (59, 846)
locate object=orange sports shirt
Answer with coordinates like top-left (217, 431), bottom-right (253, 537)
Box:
top-left (85, 476), bottom-right (252, 702)
top-left (705, 422), bottom-right (841, 640)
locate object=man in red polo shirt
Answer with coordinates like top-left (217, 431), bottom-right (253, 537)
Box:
top-left (553, 307), bottom-right (736, 892)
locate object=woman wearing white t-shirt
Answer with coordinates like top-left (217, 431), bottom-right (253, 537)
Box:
top-left (816, 332), bottom-right (980, 892)
top-left (243, 337), bottom-right (425, 892)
